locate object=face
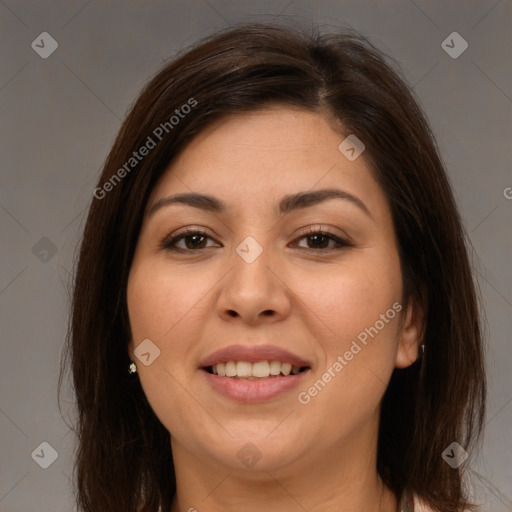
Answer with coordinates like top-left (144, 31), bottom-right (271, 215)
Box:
top-left (127, 106), bottom-right (423, 475)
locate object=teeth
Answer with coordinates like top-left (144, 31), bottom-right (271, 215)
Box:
top-left (236, 361), bottom-right (252, 377)
top-left (269, 360), bottom-right (281, 375)
top-left (281, 362), bottom-right (292, 376)
top-left (210, 360), bottom-right (304, 378)
top-left (252, 360), bottom-right (270, 377)
top-left (225, 361), bottom-right (236, 377)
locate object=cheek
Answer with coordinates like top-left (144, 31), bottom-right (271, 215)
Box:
top-left (293, 248), bottom-right (402, 347)
top-left (127, 260), bottom-right (212, 343)
top-left (126, 260), bottom-right (211, 437)
top-left (293, 249), bottom-right (403, 432)
top-left (295, 251), bottom-right (401, 371)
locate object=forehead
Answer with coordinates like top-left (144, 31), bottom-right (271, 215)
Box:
top-left (173, 107), bottom-right (350, 168)
top-left (147, 107), bottom-right (382, 215)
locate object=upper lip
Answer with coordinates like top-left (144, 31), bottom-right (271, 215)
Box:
top-left (200, 344), bottom-right (312, 368)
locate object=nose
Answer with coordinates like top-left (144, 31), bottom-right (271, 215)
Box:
top-left (216, 239), bottom-right (292, 325)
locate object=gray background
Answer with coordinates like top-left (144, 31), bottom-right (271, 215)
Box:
top-left (0, 1), bottom-right (511, 511)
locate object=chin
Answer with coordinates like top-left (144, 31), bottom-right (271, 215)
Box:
top-left (209, 436), bottom-right (304, 473)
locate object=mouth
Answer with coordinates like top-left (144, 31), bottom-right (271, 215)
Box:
top-left (199, 344), bottom-right (312, 402)
top-left (203, 360), bottom-right (311, 380)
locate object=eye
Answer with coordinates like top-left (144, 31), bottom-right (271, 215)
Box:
top-left (292, 227), bottom-right (352, 251)
top-left (160, 228), bottom-right (219, 252)
top-left (160, 226), bottom-right (352, 253)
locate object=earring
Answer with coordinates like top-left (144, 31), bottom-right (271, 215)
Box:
top-left (128, 361), bottom-right (137, 374)
top-left (421, 344), bottom-right (425, 355)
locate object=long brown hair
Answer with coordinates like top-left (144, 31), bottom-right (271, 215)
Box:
top-left (59, 21), bottom-right (486, 512)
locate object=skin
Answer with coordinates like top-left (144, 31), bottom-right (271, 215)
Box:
top-left (127, 106), bottom-right (425, 512)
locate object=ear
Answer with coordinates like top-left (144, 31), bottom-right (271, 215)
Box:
top-left (395, 295), bottom-right (425, 369)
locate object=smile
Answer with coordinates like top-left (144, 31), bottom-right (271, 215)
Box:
top-left (206, 360), bottom-right (309, 379)
top-left (201, 363), bottom-right (311, 403)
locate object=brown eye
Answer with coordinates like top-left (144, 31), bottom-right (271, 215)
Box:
top-left (293, 229), bottom-right (352, 251)
top-left (161, 229), bottom-right (219, 252)
top-left (160, 228), bottom-right (352, 253)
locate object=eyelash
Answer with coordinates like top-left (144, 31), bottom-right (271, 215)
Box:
top-left (160, 226), bottom-right (352, 253)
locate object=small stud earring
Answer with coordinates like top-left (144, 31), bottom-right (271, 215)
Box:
top-left (128, 361), bottom-right (137, 374)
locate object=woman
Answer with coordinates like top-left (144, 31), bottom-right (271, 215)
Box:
top-left (60, 22), bottom-right (486, 512)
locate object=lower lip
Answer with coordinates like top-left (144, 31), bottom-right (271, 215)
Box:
top-left (201, 368), bottom-right (311, 403)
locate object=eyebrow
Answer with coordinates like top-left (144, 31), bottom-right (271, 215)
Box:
top-left (147, 188), bottom-right (372, 219)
